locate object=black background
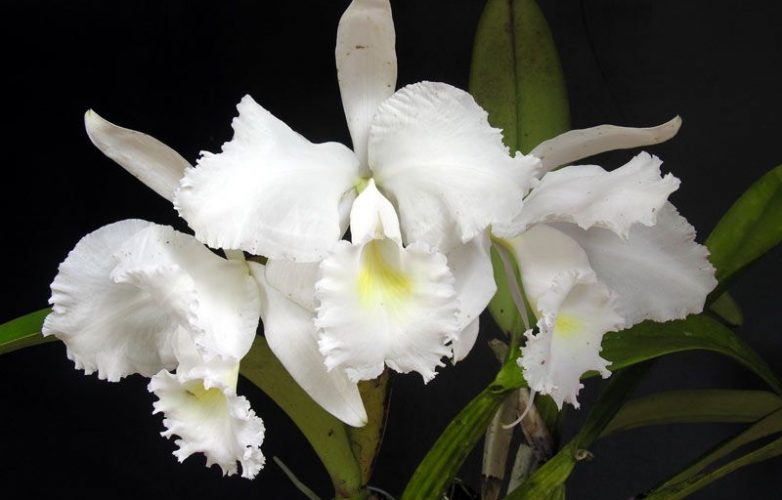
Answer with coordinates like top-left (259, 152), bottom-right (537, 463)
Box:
top-left (1, 1), bottom-right (781, 498)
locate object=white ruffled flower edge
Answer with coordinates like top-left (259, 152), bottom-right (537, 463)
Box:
top-left (149, 369), bottom-right (265, 479)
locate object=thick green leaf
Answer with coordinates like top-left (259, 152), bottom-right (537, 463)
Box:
top-left (602, 390), bottom-right (782, 437)
top-left (240, 337), bottom-right (366, 500)
top-left (0, 308), bottom-right (55, 355)
top-left (599, 314), bottom-right (782, 395)
top-left (505, 364), bottom-right (650, 499)
top-left (401, 347), bottom-right (525, 500)
top-left (642, 407), bottom-right (782, 499)
top-left (708, 292), bottom-right (744, 326)
top-left (469, 0), bottom-right (570, 155)
top-left (706, 164), bottom-right (782, 297)
top-left (401, 386), bottom-right (506, 500)
top-left (646, 436), bottom-right (782, 499)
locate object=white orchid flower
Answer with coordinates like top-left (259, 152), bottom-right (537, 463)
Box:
top-left (498, 152), bottom-right (717, 408)
top-left (172, 0), bottom-right (540, 262)
top-left (315, 179), bottom-right (459, 383)
top-left (43, 220), bottom-right (265, 477)
top-left (258, 182), bottom-right (496, 421)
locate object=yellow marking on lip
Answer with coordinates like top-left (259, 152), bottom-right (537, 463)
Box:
top-left (185, 382), bottom-right (227, 410)
top-left (357, 240), bottom-right (412, 308)
top-left (554, 314), bottom-right (581, 338)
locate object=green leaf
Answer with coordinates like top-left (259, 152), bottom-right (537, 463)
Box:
top-left (706, 164), bottom-right (782, 297)
top-left (602, 389), bottom-right (782, 437)
top-left (0, 308), bottom-right (55, 355)
top-left (505, 364), bottom-right (651, 499)
top-left (642, 407), bottom-right (782, 499)
top-left (401, 347), bottom-right (525, 500)
top-left (647, 436), bottom-right (782, 499)
top-left (599, 314), bottom-right (782, 395)
top-left (240, 337), bottom-right (366, 500)
top-left (708, 292), bottom-right (744, 326)
top-left (469, 0), bottom-right (570, 155)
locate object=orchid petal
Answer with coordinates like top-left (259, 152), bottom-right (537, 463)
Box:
top-left (85, 110), bottom-right (190, 202)
top-left (530, 116), bottom-right (681, 172)
top-left (315, 238), bottom-right (458, 383)
top-left (350, 179), bottom-right (402, 245)
top-left (517, 152), bottom-right (679, 238)
top-left (43, 220), bottom-right (260, 382)
top-left (368, 82), bottom-right (540, 251)
top-left (551, 203), bottom-right (716, 326)
top-left (175, 96), bottom-right (361, 262)
top-left (43, 220), bottom-right (178, 381)
top-left (111, 223), bottom-right (261, 362)
top-left (508, 224), bottom-right (624, 408)
top-left (149, 367), bottom-right (265, 479)
top-left (252, 263), bottom-right (368, 427)
top-left (336, 0), bottom-right (396, 171)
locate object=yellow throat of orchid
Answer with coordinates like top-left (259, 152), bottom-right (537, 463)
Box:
top-left (357, 239), bottom-right (412, 309)
top-left (554, 313), bottom-right (582, 339)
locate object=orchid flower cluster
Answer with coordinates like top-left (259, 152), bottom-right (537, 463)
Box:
top-left (41, 0), bottom-right (716, 480)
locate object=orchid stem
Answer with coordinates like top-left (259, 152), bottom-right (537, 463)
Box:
top-left (348, 371), bottom-right (391, 489)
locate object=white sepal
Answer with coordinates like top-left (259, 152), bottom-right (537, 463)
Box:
top-left (446, 231), bottom-right (496, 363)
top-left (451, 317), bottom-right (480, 364)
top-left (508, 224), bottom-right (624, 408)
top-left (336, 0), bottom-right (396, 171)
top-left (550, 203), bottom-right (717, 326)
top-left (175, 95), bottom-right (361, 262)
top-left (316, 237), bottom-right (459, 383)
top-left (85, 110), bottom-right (190, 202)
top-left (368, 81), bottom-right (540, 251)
top-left (253, 263), bottom-right (368, 427)
top-left (447, 231), bottom-right (496, 334)
top-left (530, 116), bottom-right (681, 172)
top-left (264, 259), bottom-right (320, 312)
top-left (149, 366), bottom-right (265, 479)
top-left (517, 152), bottom-right (679, 238)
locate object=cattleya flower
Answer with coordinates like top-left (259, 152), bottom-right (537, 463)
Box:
top-left (43, 0), bottom-right (716, 481)
top-left (265, 180), bottom-right (494, 384)
top-left (500, 152), bottom-right (717, 408)
top-left (80, 0), bottom-right (523, 425)
top-left (173, 0), bottom-right (540, 262)
top-left (43, 220), bottom-right (265, 477)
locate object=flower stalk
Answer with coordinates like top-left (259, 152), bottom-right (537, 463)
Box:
top-left (348, 371), bottom-right (391, 487)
